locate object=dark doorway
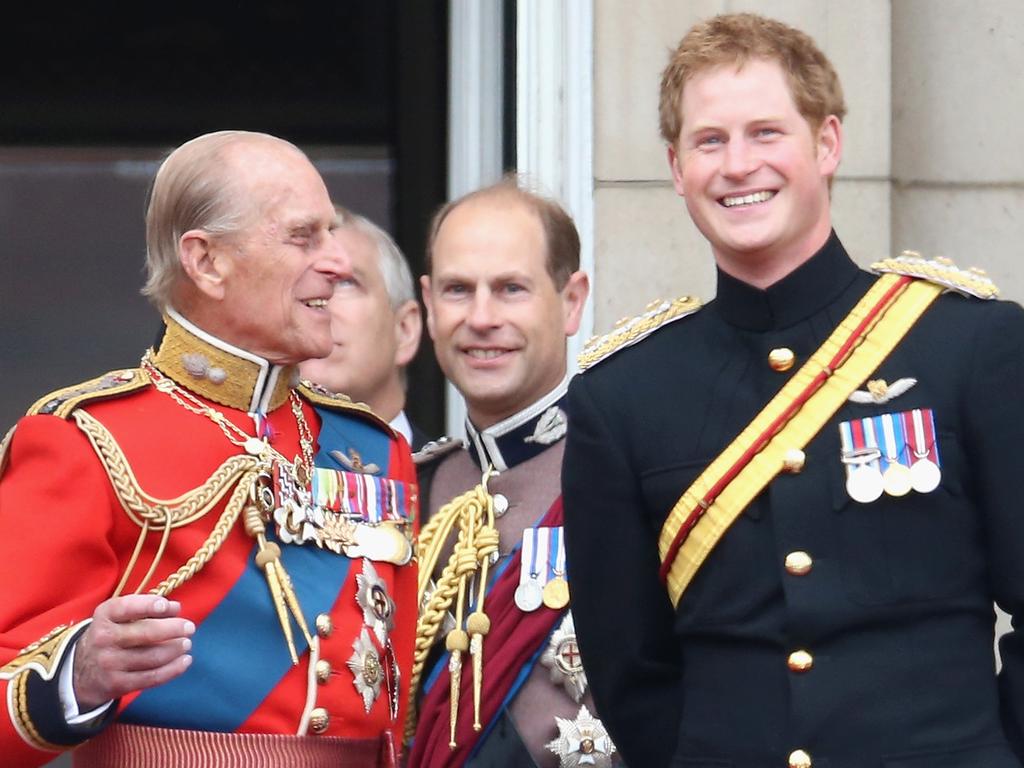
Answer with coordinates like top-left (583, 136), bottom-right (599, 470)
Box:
top-left (0, 2), bottom-right (448, 437)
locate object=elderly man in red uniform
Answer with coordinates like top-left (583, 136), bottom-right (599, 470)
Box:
top-left (0, 131), bottom-right (418, 767)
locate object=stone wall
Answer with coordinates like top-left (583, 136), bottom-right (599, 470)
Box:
top-left (590, 0), bottom-right (1023, 330)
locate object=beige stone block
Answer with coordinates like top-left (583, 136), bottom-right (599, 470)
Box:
top-left (893, 1), bottom-right (1024, 183)
top-left (593, 0), bottom-right (725, 182)
top-left (893, 186), bottom-right (1024, 304)
top-left (824, 3), bottom-right (891, 179)
top-left (830, 178), bottom-right (892, 266)
top-left (728, 1), bottom-right (891, 179)
top-left (595, 1), bottom-right (890, 182)
top-left (592, 183), bottom-right (716, 333)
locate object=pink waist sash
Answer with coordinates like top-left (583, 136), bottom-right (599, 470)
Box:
top-left (72, 723), bottom-right (397, 768)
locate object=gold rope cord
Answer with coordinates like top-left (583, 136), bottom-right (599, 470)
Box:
top-left (150, 470), bottom-right (256, 597)
top-left (73, 409), bottom-right (257, 529)
top-left (63, 394), bottom-right (313, 661)
top-left (71, 408), bottom-right (260, 598)
top-left (112, 521), bottom-right (152, 597)
top-left (404, 477), bottom-right (499, 743)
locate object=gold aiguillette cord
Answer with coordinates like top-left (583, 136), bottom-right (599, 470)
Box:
top-left (468, 476), bottom-right (498, 731)
top-left (445, 493), bottom-right (475, 747)
top-left (444, 469), bottom-right (500, 744)
top-left (244, 471), bottom-right (313, 664)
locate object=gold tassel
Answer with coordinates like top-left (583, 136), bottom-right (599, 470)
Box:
top-left (254, 540), bottom-right (298, 664)
top-left (467, 472), bottom-right (499, 730)
top-left (277, 564), bottom-right (314, 647)
top-left (408, 467), bottom-right (501, 747)
top-left (244, 495), bottom-right (313, 665)
top-left (446, 629), bottom-right (468, 747)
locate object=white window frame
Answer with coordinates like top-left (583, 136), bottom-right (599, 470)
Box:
top-left (445, 0), bottom-right (594, 437)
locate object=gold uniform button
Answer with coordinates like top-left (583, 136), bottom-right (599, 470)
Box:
top-left (785, 551), bottom-right (813, 576)
top-left (788, 748), bottom-right (812, 768)
top-left (782, 448), bottom-right (806, 473)
top-left (315, 613), bottom-right (333, 638)
top-left (787, 650), bottom-right (814, 672)
top-left (769, 348), bottom-right (796, 371)
top-left (309, 707), bottom-right (330, 734)
top-left (315, 659), bottom-right (332, 684)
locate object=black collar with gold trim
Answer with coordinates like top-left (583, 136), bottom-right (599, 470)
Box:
top-left (150, 309), bottom-right (296, 414)
top-left (465, 378), bottom-right (570, 472)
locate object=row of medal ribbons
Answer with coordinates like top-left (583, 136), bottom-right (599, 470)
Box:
top-left (515, 525), bottom-right (569, 612)
top-left (311, 466), bottom-right (409, 522)
top-left (839, 408), bottom-right (942, 503)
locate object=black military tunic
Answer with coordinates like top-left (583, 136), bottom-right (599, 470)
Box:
top-left (562, 232), bottom-right (1024, 768)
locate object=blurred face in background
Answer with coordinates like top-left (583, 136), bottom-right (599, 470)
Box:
top-left (299, 224), bottom-right (420, 418)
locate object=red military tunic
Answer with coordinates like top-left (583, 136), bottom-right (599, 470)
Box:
top-left (0, 313), bottom-right (418, 767)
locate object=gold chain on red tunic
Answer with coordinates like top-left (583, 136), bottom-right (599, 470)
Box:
top-left (140, 352), bottom-right (315, 662)
top-left (140, 352), bottom-right (314, 479)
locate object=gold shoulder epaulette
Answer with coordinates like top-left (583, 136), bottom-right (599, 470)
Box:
top-left (413, 436), bottom-right (464, 466)
top-left (871, 251), bottom-right (999, 300)
top-left (296, 381), bottom-right (393, 434)
top-left (27, 368), bottom-right (150, 420)
top-left (577, 296), bottom-right (702, 372)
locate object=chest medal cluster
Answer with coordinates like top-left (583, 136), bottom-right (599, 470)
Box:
top-left (275, 465), bottom-right (413, 565)
top-left (839, 408), bottom-right (942, 503)
top-left (514, 525), bottom-right (569, 612)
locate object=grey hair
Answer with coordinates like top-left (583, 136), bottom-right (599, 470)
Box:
top-left (141, 130), bottom-right (303, 309)
top-left (334, 206), bottom-right (415, 309)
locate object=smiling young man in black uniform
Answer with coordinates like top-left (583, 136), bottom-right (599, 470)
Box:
top-left (562, 13), bottom-right (1024, 768)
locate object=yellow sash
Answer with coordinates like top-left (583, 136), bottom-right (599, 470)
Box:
top-left (658, 274), bottom-right (943, 607)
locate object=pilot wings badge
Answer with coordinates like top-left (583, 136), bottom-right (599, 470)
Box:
top-left (848, 377), bottom-right (917, 405)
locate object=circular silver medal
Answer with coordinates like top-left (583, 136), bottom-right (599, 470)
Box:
top-left (882, 462), bottom-right (913, 497)
top-left (846, 465), bottom-right (884, 504)
top-left (910, 458), bottom-right (941, 493)
top-left (514, 578), bottom-right (543, 612)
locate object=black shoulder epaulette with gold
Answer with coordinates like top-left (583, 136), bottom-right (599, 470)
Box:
top-left (577, 296), bottom-right (702, 372)
top-left (413, 436), bottom-right (464, 466)
top-left (297, 381), bottom-right (394, 435)
top-left (871, 251), bottom-right (999, 300)
top-left (27, 368), bottom-right (150, 420)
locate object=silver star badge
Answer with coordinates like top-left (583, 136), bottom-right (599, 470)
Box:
top-left (540, 612), bottom-right (588, 702)
top-left (546, 704), bottom-right (617, 767)
top-left (355, 559), bottom-right (395, 644)
top-left (346, 627), bottom-right (384, 713)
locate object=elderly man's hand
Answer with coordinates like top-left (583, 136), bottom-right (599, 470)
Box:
top-left (73, 594), bottom-right (195, 711)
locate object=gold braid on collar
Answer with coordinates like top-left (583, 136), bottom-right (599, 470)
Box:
top-left (151, 314), bottom-right (296, 412)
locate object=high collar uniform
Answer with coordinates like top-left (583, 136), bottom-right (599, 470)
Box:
top-left (0, 313), bottom-right (418, 767)
top-left (411, 381), bottom-right (623, 768)
top-left (563, 233), bottom-right (1024, 768)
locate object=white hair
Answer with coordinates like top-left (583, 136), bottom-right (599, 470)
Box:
top-left (142, 130), bottom-right (304, 309)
